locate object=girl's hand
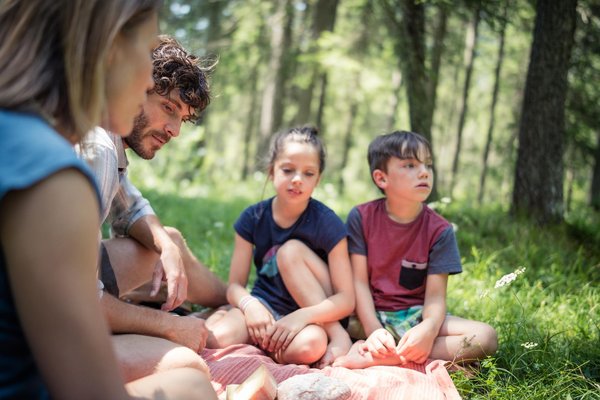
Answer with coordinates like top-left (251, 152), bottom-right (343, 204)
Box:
top-left (395, 321), bottom-right (436, 364)
top-left (360, 328), bottom-right (396, 358)
top-left (243, 301), bottom-right (275, 346)
top-left (262, 308), bottom-right (309, 353)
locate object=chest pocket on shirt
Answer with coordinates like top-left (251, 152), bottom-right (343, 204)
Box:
top-left (399, 260), bottom-right (427, 290)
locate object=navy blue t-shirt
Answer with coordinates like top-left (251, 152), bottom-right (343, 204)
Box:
top-left (0, 110), bottom-right (99, 399)
top-left (234, 197), bottom-right (347, 315)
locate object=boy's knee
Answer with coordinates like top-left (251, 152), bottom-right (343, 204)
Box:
top-left (474, 323), bottom-right (498, 357)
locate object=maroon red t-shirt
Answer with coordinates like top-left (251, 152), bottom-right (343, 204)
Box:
top-left (347, 198), bottom-right (462, 311)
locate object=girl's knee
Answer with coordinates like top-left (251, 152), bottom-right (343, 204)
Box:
top-left (280, 326), bottom-right (327, 365)
top-left (276, 240), bottom-right (305, 269)
top-left (206, 310), bottom-right (248, 348)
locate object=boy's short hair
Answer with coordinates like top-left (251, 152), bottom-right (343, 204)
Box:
top-left (368, 130), bottom-right (432, 190)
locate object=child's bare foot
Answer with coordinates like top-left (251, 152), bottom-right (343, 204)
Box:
top-left (331, 341), bottom-right (374, 369)
top-left (314, 331), bottom-right (352, 369)
top-left (333, 340), bottom-right (404, 369)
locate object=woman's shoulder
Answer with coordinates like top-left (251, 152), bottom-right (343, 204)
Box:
top-left (0, 110), bottom-right (95, 200)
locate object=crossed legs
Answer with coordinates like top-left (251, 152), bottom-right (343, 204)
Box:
top-left (333, 316), bottom-right (498, 368)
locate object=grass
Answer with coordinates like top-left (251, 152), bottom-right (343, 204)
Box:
top-left (140, 182), bottom-right (600, 400)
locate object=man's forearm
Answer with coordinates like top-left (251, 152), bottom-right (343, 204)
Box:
top-left (100, 294), bottom-right (207, 352)
top-left (101, 293), bottom-right (177, 337)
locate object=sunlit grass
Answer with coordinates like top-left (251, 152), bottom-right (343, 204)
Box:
top-left (141, 184), bottom-right (600, 399)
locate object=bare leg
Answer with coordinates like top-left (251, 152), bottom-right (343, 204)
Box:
top-left (333, 340), bottom-right (404, 369)
top-left (205, 307), bottom-right (250, 348)
top-left (430, 316), bottom-right (498, 363)
top-left (103, 226), bottom-right (227, 307)
top-left (112, 334), bottom-right (210, 382)
top-left (276, 240), bottom-right (351, 367)
top-left (334, 316), bottom-right (498, 369)
top-left (274, 324), bottom-right (328, 365)
top-left (126, 367), bottom-right (218, 400)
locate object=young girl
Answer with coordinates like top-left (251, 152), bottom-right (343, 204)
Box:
top-left (206, 126), bottom-right (355, 367)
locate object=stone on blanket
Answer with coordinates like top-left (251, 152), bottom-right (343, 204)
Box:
top-left (277, 373), bottom-right (351, 400)
top-left (226, 365), bottom-right (277, 400)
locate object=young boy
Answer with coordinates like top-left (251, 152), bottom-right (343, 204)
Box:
top-left (333, 131), bottom-right (497, 369)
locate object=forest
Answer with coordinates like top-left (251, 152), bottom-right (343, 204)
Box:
top-left (126, 1), bottom-right (600, 398)
top-left (127, 0), bottom-right (600, 227)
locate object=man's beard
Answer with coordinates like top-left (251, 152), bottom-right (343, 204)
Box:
top-left (124, 110), bottom-right (155, 160)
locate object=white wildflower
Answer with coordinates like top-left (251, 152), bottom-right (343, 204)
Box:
top-left (441, 197), bottom-right (452, 204)
top-left (494, 266), bottom-right (526, 289)
top-left (213, 221), bottom-right (224, 228)
top-left (495, 272), bottom-right (517, 288)
top-left (520, 342), bottom-right (538, 349)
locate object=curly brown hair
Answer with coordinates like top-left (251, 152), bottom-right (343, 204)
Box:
top-left (151, 35), bottom-right (212, 123)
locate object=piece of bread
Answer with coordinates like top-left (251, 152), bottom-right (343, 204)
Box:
top-left (226, 365), bottom-right (277, 400)
top-left (277, 373), bottom-right (351, 400)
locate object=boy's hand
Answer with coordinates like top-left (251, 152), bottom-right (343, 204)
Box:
top-left (262, 308), bottom-right (309, 353)
top-left (395, 321), bottom-right (436, 364)
top-left (243, 301), bottom-right (275, 346)
top-left (361, 328), bottom-right (396, 358)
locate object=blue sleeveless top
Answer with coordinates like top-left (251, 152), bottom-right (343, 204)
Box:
top-left (0, 110), bottom-right (99, 399)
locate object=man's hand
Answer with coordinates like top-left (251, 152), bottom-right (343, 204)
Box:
top-left (151, 242), bottom-right (188, 311)
top-left (164, 315), bottom-right (209, 353)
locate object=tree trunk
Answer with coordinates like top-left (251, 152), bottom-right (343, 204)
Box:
top-left (293, 0), bottom-right (339, 125)
top-left (338, 76), bottom-right (360, 194)
top-left (511, 0), bottom-right (577, 224)
top-left (428, 3), bottom-right (448, 118)
top-left (386, 70), bottom-right (403, 131)
top-left (380, 0), bottom-right (448, 200)
top-left (591, 130), bottom-right (600, 210)
top-left (257, 0), bottom-right (294, 158)
top-left (241, 62), bottom-right (261, 180)
top-left (479, 2), bottom-right (508, 204)
top-left (450, 5), bottom-right (480, 196)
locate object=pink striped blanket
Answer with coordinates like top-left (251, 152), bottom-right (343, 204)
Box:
top-left (201, 344), bottom-right (462, 400)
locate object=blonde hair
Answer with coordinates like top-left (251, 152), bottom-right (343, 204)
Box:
top-left (0, 0), bottom-right (160, 139)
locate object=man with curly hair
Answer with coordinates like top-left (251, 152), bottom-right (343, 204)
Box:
top-left (78, 35), bottom-right (227, 382)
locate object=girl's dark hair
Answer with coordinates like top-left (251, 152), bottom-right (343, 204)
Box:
top-left (151, 35), bottom-right (213, 123)
top-left (368, 129), bottom-right (432, 177)
top-left (266, 125), bottom-right (326, 174)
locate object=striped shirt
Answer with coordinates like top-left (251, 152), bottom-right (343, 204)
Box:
top-left (77, 127), bottom-right (154, 236)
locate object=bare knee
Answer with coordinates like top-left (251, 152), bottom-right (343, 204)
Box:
top-left (165, 226), bottom-right (185, 248)
top-left (280, 326), bottom-right (327, 365)
top-left (276, 240), bottom-right (306, 272)
top-left (476, 323), bottom-right (498, 357)
top-left (157, 347), bottom-right (210, 377)
top-left (205, 310), bottom-right (248, 348)
top-left (127, 367), bottom-right (217, 400)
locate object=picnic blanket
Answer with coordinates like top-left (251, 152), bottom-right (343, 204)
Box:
top-left (201, 344), bottom-right (462, 400)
